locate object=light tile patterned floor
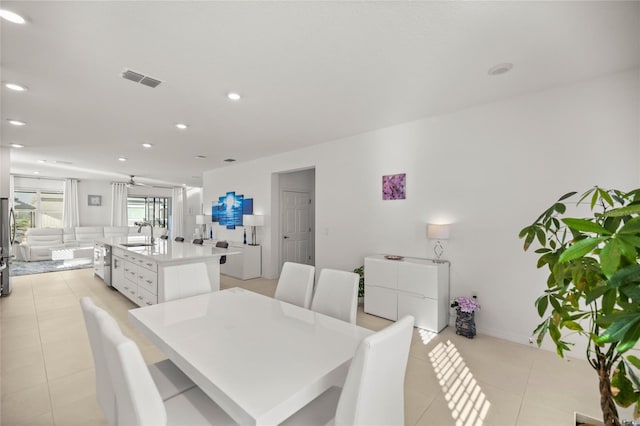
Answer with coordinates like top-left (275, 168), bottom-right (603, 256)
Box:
top-left (0, 268), bottom-right (614, 425)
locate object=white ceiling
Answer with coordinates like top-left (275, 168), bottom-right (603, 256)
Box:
top-left (2, 1), bottom-right (639, 188)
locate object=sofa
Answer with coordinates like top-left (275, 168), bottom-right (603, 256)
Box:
top-left (18, 226), bottom-right (145, 261)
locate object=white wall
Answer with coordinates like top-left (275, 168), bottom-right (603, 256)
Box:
top-left (203, 69), bottom-right (640, 347)
top-left (78, 180), bottom-right (111, 226)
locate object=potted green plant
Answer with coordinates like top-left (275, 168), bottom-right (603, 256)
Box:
top-left (354, 265), bottom-right (365, 303)
top-left (519, 187), bottom-right (640, 426)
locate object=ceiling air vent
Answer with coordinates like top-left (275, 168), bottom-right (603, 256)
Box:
top-left (121, 68), bottom-right (162, 88)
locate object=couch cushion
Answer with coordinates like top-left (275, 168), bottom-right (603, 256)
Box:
top-left (63, 227), bottom-right (76, 243)
top-left (24, 228), bottom-right (64, 246)
top-left (75, 226), bottom-right (104, 244)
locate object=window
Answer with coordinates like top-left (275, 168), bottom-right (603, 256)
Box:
top-left (127, 196), bottom-right (170, 228)
top-left (13, 189), bottom-right (64, 239)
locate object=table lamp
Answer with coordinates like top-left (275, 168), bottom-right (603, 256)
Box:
top-left (243, 215), bottom-right (264, 246)
top-left (427, 223), bottom-right (450, 262)
top-left (196, 214), bottom-right (211, 239)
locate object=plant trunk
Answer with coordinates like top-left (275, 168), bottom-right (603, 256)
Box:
top-left (597, 356), bottom-right (620, 426)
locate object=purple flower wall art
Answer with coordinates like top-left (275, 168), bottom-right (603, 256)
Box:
top-left (382, 173), bottom-right (406, 200)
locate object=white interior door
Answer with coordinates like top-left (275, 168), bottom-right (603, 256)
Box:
top-left (282, 191), bottom-right (311, 266)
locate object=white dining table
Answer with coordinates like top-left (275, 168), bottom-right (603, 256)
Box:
top-left (128, 287), bottom-right (373, 425)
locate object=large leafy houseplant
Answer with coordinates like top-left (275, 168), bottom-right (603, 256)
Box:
top-left (519, 187), bottom-right (640, 426)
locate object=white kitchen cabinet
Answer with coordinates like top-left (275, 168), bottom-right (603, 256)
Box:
top-left (364, 255), bottom-right (450, 332)
top-left (212, 242), bottom-right (261, 280)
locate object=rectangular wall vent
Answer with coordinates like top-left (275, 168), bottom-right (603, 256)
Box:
top-left (121, 68), bottom-right (162, 88)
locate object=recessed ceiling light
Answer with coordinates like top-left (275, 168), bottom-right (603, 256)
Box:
top-left (488, 63), bottom-right (514, 76)
top-left (118, 157), bottom-right (127, 162)
top-left (223, 158), bottom-right (236, 163)
top-left (38, 159), bottom-right (46, 163)
top-left (7, 119), bottom-right (26, 126)
top-left (33, 171), bottom-right (40, 175)
top-left (5, 83), bottom-right (27, 91)
top-left (227, 92), bottom-right (241, 101)
top-left (142, 143), bottom-right (153, 148)
top-left (0, 9), bottom-right (26, 24)
top-left (10, 143), bottom-right (24, 148)
top-left (176, 123), bottom-right (188, 130)
top-left (195, 155), bottom-right (207, 159)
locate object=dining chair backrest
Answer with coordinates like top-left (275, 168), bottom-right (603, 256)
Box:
top-left (163, 262), bottom-right (212, 302)
top-left (192, 238), bottom-right (203, 245)
top-left (174, 237), bottom-right (184, 242)
top-left (274, 262), bottom-right (315, 309)
top-left (80, 297), bottom-right (118, 426)
top-left (311, 268), bottom-right (359, 323)
top-left (99, 313), bottom-right (167, 426)
top-left (335, 315), bottom-right (414, 426)
top-left (215, 241), bottom-right (229, 265)
top-left (160, 235), bottom-right (169, 240)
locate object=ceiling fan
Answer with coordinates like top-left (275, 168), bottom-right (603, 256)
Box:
top-left (126, 175), bottom-right (145, 187)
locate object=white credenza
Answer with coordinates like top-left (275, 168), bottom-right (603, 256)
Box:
top-left (364, 255), bottom-right (450, 332)
top-left (206, 241), bottom-right (261, 280)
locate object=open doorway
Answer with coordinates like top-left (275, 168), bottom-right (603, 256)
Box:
top-left (272, 168), bottom-right (315, 276)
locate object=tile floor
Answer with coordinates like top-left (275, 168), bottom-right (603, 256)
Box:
top-left (0, 268), bottom-right (617, 425)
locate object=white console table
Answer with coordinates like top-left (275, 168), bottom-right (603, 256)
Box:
top-left (364, 255), bottom-right (450, 332)
top-left (205, 241), bottom-right (261, 280)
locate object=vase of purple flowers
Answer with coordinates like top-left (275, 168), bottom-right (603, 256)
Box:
top-left (451, 296), bottom-right (480, 338)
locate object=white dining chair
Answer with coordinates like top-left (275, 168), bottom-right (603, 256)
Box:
top-left (162, 262), bottom-right (212, 302)
top-left (310, 268), bottom-right (359, 323)
top-left (99, 312), bottom-right (237, 426)
top-left (274, 262), bottom-right (315, 309)
top-left (80, 297), bottom-right (196, 425)
top-left (281, 315), bottom-right (415, 426)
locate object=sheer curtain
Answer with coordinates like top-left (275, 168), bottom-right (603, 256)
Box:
top-left (62, 178), bottom-right (80, 228)
top-left (171, 187), bottom-right (186, 239)
top-left (111, 183), bottom-right (128, 226)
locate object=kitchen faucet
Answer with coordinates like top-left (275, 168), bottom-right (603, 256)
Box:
top-left (134, 219), bottom-right (155, 244)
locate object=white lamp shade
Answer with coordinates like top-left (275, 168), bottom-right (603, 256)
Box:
top-left (427, 223), bottom-right (450, 240)
top-left (243, 215), bottom-right (264, 227)
top-left (195, 214), bottom-right (211, 225)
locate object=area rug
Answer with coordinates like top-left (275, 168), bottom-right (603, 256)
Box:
top-left (10, 258), bottom-right (93, 276)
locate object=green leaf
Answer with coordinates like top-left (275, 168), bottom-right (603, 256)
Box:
top-left (559, 237), bottom-right (607, 263)
top-left (598, 188), bottom-right (615, 207)
top-left (558, 191), bottom-right (577, 202)
top-left (618, 216), bottom-right (640, 235)
top-left (609, 264), bottom-right (640, 289)
top-left (601, 238), bottom-right (622, 277)
top-left (562, 218), bottom-right (610, 235)
top-left (604, 204), bottom-right (640, 217)
top-left (563, 320), bottom-right (584, 332)
top-left (598, 315), bottom-right (640, 345)
top-left (585, 285), bottom-right (609, 304)
top-left (591, 190), bottom-right (599, 210)
top-left (627, 355), bottom-right (640, 370)
top-left (617, 319), bottom-right (640, 353)
top-left (535, 227), bottom-right (546, 246)
top-left (553, 203), bottom-right (566, 214)
top-left (578, 187), bottom-right (597, 205)
top-left (612, 361), bottom-right (636, 407)
top-left (602, 288), bottom-right (617, 314)
top-left (535, 295), bottom-right (549, 317)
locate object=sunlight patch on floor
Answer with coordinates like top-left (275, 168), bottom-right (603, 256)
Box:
top-left (418, 328), bottom-right (438, 345)
top-left (429, 340), bottom-right (490, 426)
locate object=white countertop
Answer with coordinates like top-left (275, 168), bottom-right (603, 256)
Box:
top-left (129, 288), bottom-right (373, 425)
top-left (98, 236), bottom-right (240, 264)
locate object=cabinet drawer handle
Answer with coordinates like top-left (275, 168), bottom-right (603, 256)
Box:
top-left (146, 280), bottom-right (153, 284)
top-left (146, 263), bottom-right (153, 267)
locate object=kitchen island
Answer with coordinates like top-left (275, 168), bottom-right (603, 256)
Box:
top-left (96, 236), bottom-right (240, 307)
